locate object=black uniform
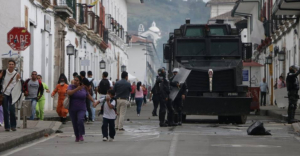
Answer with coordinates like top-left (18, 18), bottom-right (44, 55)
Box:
top-left (169, 75), bottom-right (187, 125)
top-left (286, 68), bottom-right (300, 124)
top-left (155, 75), bottom-right (170, 127)
top-left (151, 86), bottom-right (159, 116)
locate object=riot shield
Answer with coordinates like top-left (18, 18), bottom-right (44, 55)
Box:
top-left (169, 68), bottom-right (191, 101)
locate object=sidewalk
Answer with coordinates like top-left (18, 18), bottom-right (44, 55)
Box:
top-left (0, 120), bottom-right (61, 153)
top-left (260, 105), bottom-right (300, 133)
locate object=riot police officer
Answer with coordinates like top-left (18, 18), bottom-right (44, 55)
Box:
top-left (286, 65), bottom-right (300, 124)
top-left (169, 68), bottom-right (187, 126)
top-left (155, 68), bottom-right (170, 127)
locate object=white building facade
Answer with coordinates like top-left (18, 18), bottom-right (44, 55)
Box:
top-left (0, 0), bottom-right (142, 111)
top-left (232, 0), bottom-right (300, 105)
top-left (127, 22), bottom-right (162, 87)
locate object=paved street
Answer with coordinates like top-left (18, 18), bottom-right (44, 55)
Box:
top-left (1, 102), bottom-right (300, 156)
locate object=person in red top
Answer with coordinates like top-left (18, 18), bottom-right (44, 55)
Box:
top-left (143, 84), bottom-right (148, 105)
top-left (130, 82), bottom-right (136, 103)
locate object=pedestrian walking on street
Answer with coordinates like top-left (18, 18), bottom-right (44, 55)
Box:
top-left (0, 106), bottom-right (3, 126)
top-left (35, 75), bottom-right (50, 120)
top-left (80, 71), bottom-right (93, 122)
top-left (51, 74), bottom-right (69, 124)
top-left (94, 90), bottom-right (117, 141)
top-left (278, 76), bottom-right (286, 89)
top-left (150, 85), bottom-right (159, 116)
top-left (97, 71), bottom-right (113, 99)
top-left (71, 72), bottom-right (78, 85)
top-left (67, 76), bottom-right (96, 142)
top-left (286, 65), bottom-right (300, 124)
top-left (259, 78), bottom-right (269, 106)
top-left (0, 60), bottom-right (21, 131)
top-left (130, 82), bottom-right (136, 103)
top-left (143, 84), bottom-right (148, 105)
top-left (135, 82), bottom-right (144, 116)
top-left (114, 71), bottom-right (131, 131)
top-left (87, 71), bottom-right (97, 122)
top-left (23, 71), bottom-right (44, 120)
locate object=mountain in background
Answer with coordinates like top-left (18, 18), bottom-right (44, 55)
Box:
top-left (127, 0), bottom-right (210, 65)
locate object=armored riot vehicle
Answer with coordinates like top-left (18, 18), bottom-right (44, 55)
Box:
top-left (163, 19), bottom-right (252, 124)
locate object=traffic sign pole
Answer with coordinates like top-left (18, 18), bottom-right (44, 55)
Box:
top-left (7, 27), bottom-right (30, 129)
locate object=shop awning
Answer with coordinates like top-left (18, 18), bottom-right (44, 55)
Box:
top-left (243, 61), bottom-right (264, 67)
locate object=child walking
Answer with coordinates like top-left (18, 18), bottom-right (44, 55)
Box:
top-left (94, 90), bottom-right (117, 141)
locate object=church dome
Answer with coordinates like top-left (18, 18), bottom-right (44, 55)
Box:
top-left (149, 21), bottom-right (160, 33)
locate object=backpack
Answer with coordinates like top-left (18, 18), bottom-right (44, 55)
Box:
top-left (89, 79), bottom-right (95, 96)
top-left (247, 121), bottom-right (271, 135)
top-left (98, 79), bottom-right (110, 94)
top-left (99, 97), bottom-right (117, 115)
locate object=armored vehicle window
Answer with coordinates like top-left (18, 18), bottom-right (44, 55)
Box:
top-left (185, 27), bottom-right (204, 37)
top-left (209, 27), bottom-right (227, 36)
top-left (177, 40), bottom-right (205, 56)
top-left (210, 40), bottom-right (239, 56)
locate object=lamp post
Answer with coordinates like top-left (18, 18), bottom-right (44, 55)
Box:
top-left (121, 65), bottom-right (126, 72)
top-left (265, 55), bottom-right (273, 105)
top-left (278, 51), bottom-right (285, 61)
top-left (265, 56), bottom-right (272, 65)
top-left (66, 43), bottom-right (75, 81)
top-left (100, 60), bottom-right (106, 69)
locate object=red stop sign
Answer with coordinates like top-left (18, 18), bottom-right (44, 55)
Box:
top-left (7, 27), bottom-right (31, 51)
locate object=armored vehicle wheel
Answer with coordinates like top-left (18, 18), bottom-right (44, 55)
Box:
top-left (234, 115), bottom-right (247, 124)
top-left (182, 114), bottom-right (187, 123)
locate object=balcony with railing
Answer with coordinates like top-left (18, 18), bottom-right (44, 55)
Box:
top-left (54, 0), bottom-right (74, 20)
top-left (272, 0), bottom-right (300, 16)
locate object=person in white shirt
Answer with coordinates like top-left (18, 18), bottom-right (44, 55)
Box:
top-left (0, 60), bottom-right (21, 131)
top-left (94, 89), bottom-right (116, 141)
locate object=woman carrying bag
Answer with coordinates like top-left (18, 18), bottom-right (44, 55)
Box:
top-left (67, 75), bottom-right (96, 142)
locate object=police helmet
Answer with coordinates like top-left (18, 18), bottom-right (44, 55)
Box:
top-left (158, 68), bottom-right (164, 75)
top-left (172, 68), bottom-right (179, 73)
top-left (289, 65), bottom-right (300, 73)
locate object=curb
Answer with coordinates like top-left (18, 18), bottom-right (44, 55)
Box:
top-left (0, 122), bottom-right (62, 153)
top-left (259, 109), bottom-right (288, 121)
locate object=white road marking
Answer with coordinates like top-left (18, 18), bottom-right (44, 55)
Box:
top-left (211, 144), bottom-right (281, 148)
top-left (168, 134), bottom-right (179, 156)
top-left (2, 134), bottom-right (58, 156)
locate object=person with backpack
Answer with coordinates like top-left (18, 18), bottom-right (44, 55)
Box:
top-left (94, 89), bottom-right (117, 141)
top-left (87, 71), bottom-right (97, 122)
top-left (98, 71), bottom-right (113, 99)
top-left (23, 71), bottom-right (44, 120)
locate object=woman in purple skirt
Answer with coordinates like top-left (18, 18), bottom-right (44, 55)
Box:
top-left (0, 106), bottom-right (3, 126)
top-left (67, 76), bottom-right (96, 142)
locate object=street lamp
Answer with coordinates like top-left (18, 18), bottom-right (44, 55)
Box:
top-left (66, 43), bottom-right (75, 81)
top-left (121, 65), bottom-right (126, 72)
top-left (100, 60), bottom-right (106, 69)
top-left (265, 56), bottom-right (272, 65)
top-left (278, 51), bottom-right (285, 61)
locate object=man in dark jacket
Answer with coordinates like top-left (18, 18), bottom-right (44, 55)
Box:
top-left (155, 68), bottom-right (170, 127)
top-left (169, 68), bottom-right (187, 126)
top-left (286, 65), bottom-right (300, 124)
